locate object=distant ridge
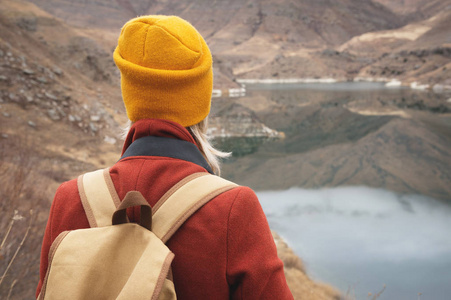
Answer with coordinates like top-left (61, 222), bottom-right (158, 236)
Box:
top-left (23, 0), bottom-right (450, 87)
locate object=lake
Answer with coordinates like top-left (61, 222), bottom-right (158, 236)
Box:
top-left (218, 82), bottom-right (451, 299)
top-left (258, 187), bottom-right (451, 300)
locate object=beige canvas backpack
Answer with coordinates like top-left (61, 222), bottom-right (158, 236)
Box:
top-left (38, 169), bottom-right (237, 300)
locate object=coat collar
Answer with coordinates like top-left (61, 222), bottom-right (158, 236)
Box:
top-left (121, 119), bottom-right (197, 156)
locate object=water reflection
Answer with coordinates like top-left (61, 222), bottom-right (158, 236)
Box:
top-left (257, 187), bottom-right (451, 300)
top-left (220, 82), bottom-right (451, 201)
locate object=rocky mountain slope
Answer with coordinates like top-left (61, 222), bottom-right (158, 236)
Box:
top-left (25, 0), bottom-right (451, 87)
top-left (0, 0), bottom-right (125, 175)
top-left (338, 7), bottom-right (451, 86)
top-left (374, 0), bottom-right (451, 19)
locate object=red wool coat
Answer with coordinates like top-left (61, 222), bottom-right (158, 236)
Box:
top-left (37, 119), bottom-right (293, 299)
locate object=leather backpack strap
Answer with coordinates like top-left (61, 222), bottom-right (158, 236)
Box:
top-left (151, 173), bottom-right (238, 243)
top-left (77, 168), bottom-right (121, 227)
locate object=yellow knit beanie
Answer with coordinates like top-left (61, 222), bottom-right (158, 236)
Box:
top-left (113, 15), bottom-right (213, 127)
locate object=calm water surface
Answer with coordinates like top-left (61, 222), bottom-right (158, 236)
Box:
top-left (258, 187), bottom-right (451, 300)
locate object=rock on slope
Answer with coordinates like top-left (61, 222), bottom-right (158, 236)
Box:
top-left (0, 0), bottom-right (125, 179)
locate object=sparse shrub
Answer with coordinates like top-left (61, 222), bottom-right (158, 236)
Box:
top-left (0, 136), bottom-right (52, 299)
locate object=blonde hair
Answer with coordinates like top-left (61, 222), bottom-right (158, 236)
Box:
top-left (121, 118), bottom-right (230, 175)
top-left (187, 118), bottom-right (231, 175)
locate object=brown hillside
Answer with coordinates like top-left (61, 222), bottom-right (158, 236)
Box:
top-left (374, 0), bottom-right (451, 20)
top-left (25, 0), bottom-right (425, 85)
top-left (338, 8), bottom-right (451, 86)
top-left (0, 0), bottom-right (124, 177)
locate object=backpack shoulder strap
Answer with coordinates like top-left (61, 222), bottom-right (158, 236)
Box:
top-left (151, 173), bottom-right (238, 243)
top-left (77, 168), bottom-right (121, 227)
top-left (78, 169), bottom-right (238, 237)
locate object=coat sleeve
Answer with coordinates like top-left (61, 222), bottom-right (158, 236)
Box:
top-left (226, 187), bottom-right (293, 299)
top-left (36, 188), bottom-right (56, 299)
top-left (36, 180), bottom-right (90, 298)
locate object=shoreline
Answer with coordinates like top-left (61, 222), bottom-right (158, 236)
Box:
top-left (210, 77), bottom-right (451, 94)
